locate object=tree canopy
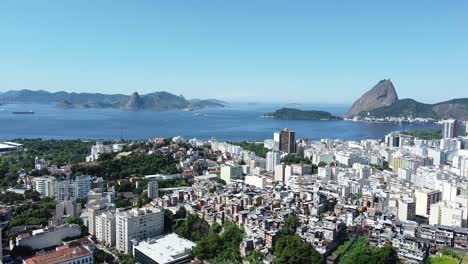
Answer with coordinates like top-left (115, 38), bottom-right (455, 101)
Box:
top-left (273, 214), bottom-right (321, 264)
top-left (339, 236), bottom-right (399, 264)
top-left (72, 152), bottom-right (179, 180)
top-left (229, 141), bottom-right (269, 158)
top-left (191, 220), bottom-right (244, 262)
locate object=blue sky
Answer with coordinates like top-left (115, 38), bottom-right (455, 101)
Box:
top-left (0, 1), bottom-right (467, 103)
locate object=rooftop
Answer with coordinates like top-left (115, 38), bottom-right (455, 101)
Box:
top-left (133, 233), bottom-right (196, 264)
top-left (24, 246), bottom-right (92, 264)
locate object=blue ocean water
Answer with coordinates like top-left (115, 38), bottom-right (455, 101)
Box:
top-left (0, 103), bottom-right (439, 141)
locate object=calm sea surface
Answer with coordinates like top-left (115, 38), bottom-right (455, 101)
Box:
top-left (0, 103), bottom-right (439, 141)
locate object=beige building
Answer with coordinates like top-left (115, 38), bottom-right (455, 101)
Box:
top-left (95, 211), bottom-right (116, 247)
top-left (116, 206), bottom-right (164, 252)
top-left (398, 198), bottom-right (416, 221)
top-left (414, 189), bottom-right (441, 217)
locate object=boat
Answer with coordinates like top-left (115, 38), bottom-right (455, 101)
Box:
top-left (12, 110), bottom-right (35, 114)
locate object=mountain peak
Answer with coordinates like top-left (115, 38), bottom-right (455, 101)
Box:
top-left (346, 79), bottom-right (398, 116)
top-left (121, 92), bottom-right (142, 109)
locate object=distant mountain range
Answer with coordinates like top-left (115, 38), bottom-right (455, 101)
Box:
top-left (0, 89), bottom-right (227, 110)
top-left (264, 108), bottom-right (342, 120)
top-left (347, 80), bottom-right (468, 120)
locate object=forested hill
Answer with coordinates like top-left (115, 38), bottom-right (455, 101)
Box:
top-left (264, 108), bottom-right (342, 120)
top-left (359, 98), bottom-right (468, 120)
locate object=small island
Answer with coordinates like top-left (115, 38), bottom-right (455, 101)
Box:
top-left (264, 108), bottom-right (342, 120)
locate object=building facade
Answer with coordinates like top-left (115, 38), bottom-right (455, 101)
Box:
top-left (116, 207), bottom-right (164, 252)
top-left (279, 128), bottom-right (296, 153)
top-left (443, 119), bottom-right (459, 139)
top-left (95, 211), bottom-right (116, 246)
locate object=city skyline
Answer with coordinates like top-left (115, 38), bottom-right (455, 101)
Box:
top-left (1, 1), bottom-right (467, 103)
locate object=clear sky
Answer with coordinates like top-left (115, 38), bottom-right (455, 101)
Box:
top-left (0, 1), bottom-right (467, 103)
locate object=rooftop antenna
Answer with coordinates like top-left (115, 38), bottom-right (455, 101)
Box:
top-left (116, 126), bottom-right (127, 141)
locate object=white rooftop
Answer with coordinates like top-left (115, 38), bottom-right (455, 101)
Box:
top-left (0, 143), bottom-right (18, 149)
top-left (133, 233), bottom-right (196, 264)
top-left (3, 141), bottom-right (23, 147)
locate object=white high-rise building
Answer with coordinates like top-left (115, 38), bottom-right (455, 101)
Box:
top-left (441, 181), bottom-right (458, 202)
top-left (245, 175), bottom-right (267, 189)
top-left (274, 164), bottom-right (285, 183)
top-left (427, 148), bottom-right (445, 167)
top-left (147, 178), bottom-right (159, 199)
top-left (86, 141), bottom-right (113, 162)
top-left (273, 132), bottom-right (281, 151)
top-left (56, 180), bottom-right (75, 202)
top-left (116, 206), bottom-right (164, 252)
top-left (429, 201), bottom-right (465, 227)
top-left (75, 175), bottom-right (91, 199)
top-left (443, 119), bottom-right (459, 139)
top-left (461, 157), bottom-right (468, 177)
top-left (220, 164), bottom-right (243, 183)
top-left (266, 151), bottom-right (281, 172)
top-left (398, 198), bottom-right (415, 221)
top-left (414, 189), bottom-right (442, 217)
top-left (32, 176), bottom-right (56, 198)
top-left (96, 211), bottom-right (116, 247)
top-left (87, 204), bottom-right (115, 236)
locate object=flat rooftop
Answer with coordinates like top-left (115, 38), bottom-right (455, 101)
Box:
top-left (0, 143), bottom-right (18, 149)
top-left (133, 233), bottom-right (196, 264)
top-left (24, 246), bottom-right (91, 264)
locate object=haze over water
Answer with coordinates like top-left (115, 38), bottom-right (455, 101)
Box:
top-left (0, 103), bottom-right (438, 141)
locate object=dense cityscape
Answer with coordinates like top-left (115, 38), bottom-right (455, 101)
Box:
top-left (2, 1), bottom-right (468, 263)
top-left (0, 118), bottom-right (466, 264)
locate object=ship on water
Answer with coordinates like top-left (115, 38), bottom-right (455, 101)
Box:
top-left (12, 110), bottom-right (35, 114)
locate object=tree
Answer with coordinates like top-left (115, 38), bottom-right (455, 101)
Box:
top-left (340, 237), bottom-right (400, 264)
top-left (317, 161), bottom-right (327, 167)
top-left (284, 214), bottom-right (300, 233)
top-left (191, 220), bottom-right (244, 262)
top-left (118, 253), bottom-right (134, 264)
top-left (73, 152), bottom-right (180, 180)
top-left (95, 249), bottom-right (116, 264)
top-left (245, 250), bottom-right (264, 264)
top-left (67, 217), bottom-right (88, 236)
top-left (24, 190), bottom-right (41, 201)
top-left (210, 222), bottom-right (222, 234)
top-left (217, 221), bottom-right (244, 261)
top-left (10, 245), bottom-right (33, 258)
top-left (175, 214), bottom-right (210, 242)
top-left (174, 206), bottom-right (187, 219)
top-left (274, 234), bottom-right (321, 264)
top-left (282, 154), bottom-right (306, 165)
top-left (10, 198), bottom-right (56, 227)
top-left (192, 232), bottom-right (223, 260)
top-left (163, 209), bottom-right (175, 233)
top-left (273, 214), bottom-right (321, 264)
top-left (115, 197), bottom-right (132, 208)
top-left (229, 142), bottom-right (268, 158)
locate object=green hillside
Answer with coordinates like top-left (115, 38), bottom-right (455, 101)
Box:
top-left (264, 108), bottom-right (342, 120)
top-left (359, 99), bottom-right (438, 118)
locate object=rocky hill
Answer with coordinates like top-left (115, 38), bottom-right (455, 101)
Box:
top-left (432, 98), bottom-right (468, 120)
top-left (346, 80), bottom-right (398, 116)
top-left (349, 81), bottom-right (468, 120)
top-left (0, 89), bottom-right (226, 110)
top-left (121, 92), bottom-right (142, 109)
